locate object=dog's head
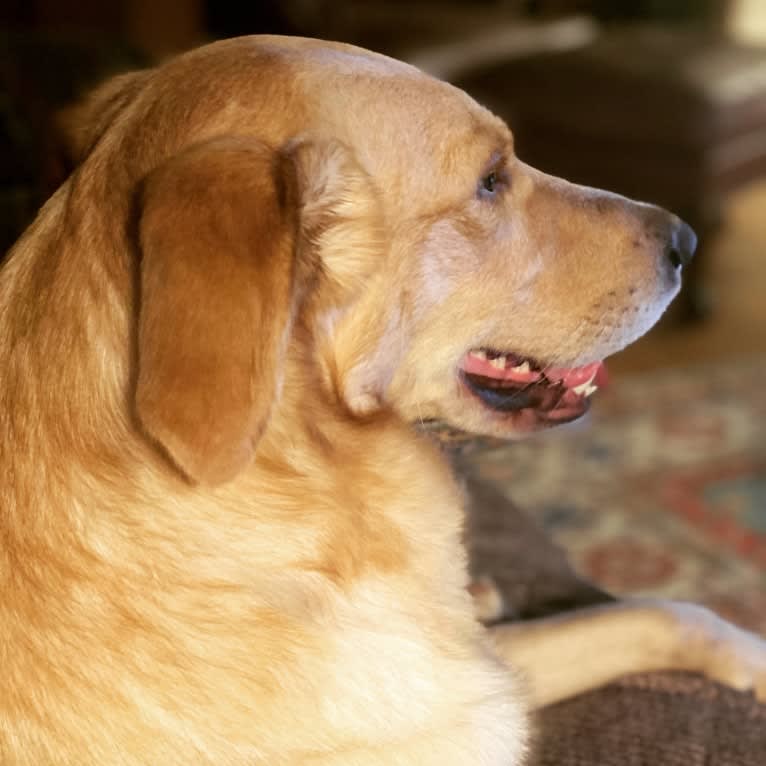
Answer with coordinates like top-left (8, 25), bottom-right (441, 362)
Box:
top-left (65, 36), bottom-right (694, 484)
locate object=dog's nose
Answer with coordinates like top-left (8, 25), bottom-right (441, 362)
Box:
top-left (665, 219), bottom-right (697, 270)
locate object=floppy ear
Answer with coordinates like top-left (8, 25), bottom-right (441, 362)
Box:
top-left (136, 136), bottom-right (305, 486)
top-left (136, 135), bottom-right (381, 485)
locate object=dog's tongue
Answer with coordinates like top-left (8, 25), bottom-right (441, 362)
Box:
top-left (545, 361), bottom-right (609, 389)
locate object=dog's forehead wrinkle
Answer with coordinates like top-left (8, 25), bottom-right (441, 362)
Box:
top-left (481, 146), bottom-right (511, 174)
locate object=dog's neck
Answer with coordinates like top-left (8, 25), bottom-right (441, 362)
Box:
top-left (1, 218), bottom-right (460, 555)
top-left (0, 173), bottom-right (467, 593)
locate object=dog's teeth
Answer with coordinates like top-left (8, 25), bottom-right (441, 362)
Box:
top-left (573, 382), bottom-right (599, 397)
top-left (511, 361), bottom-right (531, 374)
top-left (572, 381), bottom-right (588, 395)
top-left (490, 356), bottom-right (507, 370)
top-left (472, 349), bottom-right (488, 361)
top-left (572, 371), bottom-right (598, 395)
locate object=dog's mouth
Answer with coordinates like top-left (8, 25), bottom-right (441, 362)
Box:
top-left (459, 348), bottom-right (608, 426)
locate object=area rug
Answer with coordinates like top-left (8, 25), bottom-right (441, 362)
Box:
top-left (460, 354), bottom-right (766, 635)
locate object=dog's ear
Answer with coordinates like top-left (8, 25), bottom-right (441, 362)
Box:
top-left (55, 70), bottom-right (148, 170)
top-left (136, 136), bottom-right (380, 485)
top-left (136, 136), bottom-right (306, 486)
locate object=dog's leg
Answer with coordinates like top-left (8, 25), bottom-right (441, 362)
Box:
top-left (488, 598), bottom-right (766, 708)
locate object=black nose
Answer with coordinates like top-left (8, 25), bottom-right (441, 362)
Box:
top-left (666, 219), bottom-right (697, 270)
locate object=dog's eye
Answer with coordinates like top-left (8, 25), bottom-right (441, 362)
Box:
top-left (478, 170), bottom-right (503, 199)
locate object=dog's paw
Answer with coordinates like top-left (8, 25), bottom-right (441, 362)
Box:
top-left (673, 602), bottom-right (766, 701)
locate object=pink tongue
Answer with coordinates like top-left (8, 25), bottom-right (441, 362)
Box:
top-left (546, 361), bottom-right (608, 388)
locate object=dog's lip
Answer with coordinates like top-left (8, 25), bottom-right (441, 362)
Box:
top-left (459, 348), bottom-right (608, 424)
top-left (461, 348), bottom-right (608, 390)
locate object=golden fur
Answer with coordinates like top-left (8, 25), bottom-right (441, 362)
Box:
top-left (2, 35), bottom-right (765, 765)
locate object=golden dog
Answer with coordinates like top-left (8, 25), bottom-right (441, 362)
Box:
top-left (2, 35), bottom-right (765, 765)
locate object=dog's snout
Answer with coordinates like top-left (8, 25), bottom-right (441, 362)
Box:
top-left (665, 218), bottom-right (697, 271)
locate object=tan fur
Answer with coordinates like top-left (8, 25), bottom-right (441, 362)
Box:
top-left (1, 35), bottom-right (764, 765)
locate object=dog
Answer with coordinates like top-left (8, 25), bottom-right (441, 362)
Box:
top-left (2, 35), bottom-right (765, 765)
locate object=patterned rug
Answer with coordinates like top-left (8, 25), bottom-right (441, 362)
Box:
top-left (461, 354), bottom-right (766, 635)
